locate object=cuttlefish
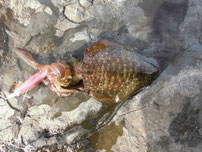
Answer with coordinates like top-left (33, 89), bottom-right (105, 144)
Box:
top-left (8, 39), bottom-right (160, 103)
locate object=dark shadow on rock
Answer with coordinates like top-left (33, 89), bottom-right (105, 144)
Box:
top-left (169, 101), bottom-right (201, 147)
top-left (150, 0), bottom-right (188, 71)
top-left (0, 21), bottom-right (9, 51)
top-left (98, 25), bottom-right (150, 51)
top-left (0, 21), bottom-right (9, 66)
top-left (38, 0), bottom-right (59, 17)
top-left (140, 0), bottom-right (202, 151)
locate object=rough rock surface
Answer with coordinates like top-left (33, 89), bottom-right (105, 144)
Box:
top-left (0, 0), bottom-right (202, 151)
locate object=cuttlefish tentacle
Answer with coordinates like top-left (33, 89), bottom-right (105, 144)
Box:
top-left (7, 71), bottom-right (47, 99)
top-left (15, 48), bottom-right (45, 70)
top-left (8, 49), bottom-right (76, 99)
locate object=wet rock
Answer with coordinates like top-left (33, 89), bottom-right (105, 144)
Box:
top-left (64, 126), bottom-right (88, 145)
top-left (198, 128), bottom-right (202, 136)
top-left (0, 0), bottom-right (202, 151)
top-left (89, 122), bottom-right (123, 152)
top-left (0, 22), bottom-right (8, 51)
top-left (0, 21), bottom-right (8, 66)
top-left (88, 28), bottom-right (102, 41)
top-left (64, 1), bottom-right (92, 23)
top-left (0, 3), bottom-right (14, 26)
top-left (27, 12), bottom-right (58, 37)
top-left (16, 98), bottom-right (102, 149)
top-left (0, 94), bottom-right (17, 143)
top-left (8, 0), bottom-right (45, 26)
top-left (35, 5), bottom-right (53, 15)
top-left (169, 102), bottom-right (201, 147)
top-left (70, 30), bottom-right (90, 42)
top-left (23, 31), bottom-right (57, 54)
top-left (110, 65), bottom-right (202, 151)
top-left (54, 19), bottom-right (79, 36)
top-left (51, 0), bottom-right (72, 8)
top-left (79, 0), bottom-right (93, 8)
top-left (104, 1), bottom-right (202, 152)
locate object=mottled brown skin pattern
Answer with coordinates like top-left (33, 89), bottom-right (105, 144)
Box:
top-left (76, 40), bottom-right (160, 103)
top-left (14, 40), bottom-right (160, 103)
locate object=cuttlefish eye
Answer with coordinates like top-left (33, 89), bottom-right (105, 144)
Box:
top-left (67, 76), bottom-right (72, 79)
top-left (59, 75), bottom-right (72, 85)
top-left (48, 61), bottom-right (73, 88)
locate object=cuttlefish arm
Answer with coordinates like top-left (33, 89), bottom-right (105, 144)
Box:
top-left (7, 71), bottom-right (47, 99)
top-left (7, 49), bottom-right (48, 99)
top-left (15, 48), bottom-right (40, 70)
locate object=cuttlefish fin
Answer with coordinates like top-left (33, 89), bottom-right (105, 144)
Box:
top-left (84, 40), bottom-right (111, 58)
top-left (84, 39), bottom-right (133, 58)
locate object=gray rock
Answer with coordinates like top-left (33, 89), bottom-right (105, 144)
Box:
top-left (0, 0), bottom-right (202, 151)
top-left (51, 0), bottom-right (72, 8)
top-left (0, 97), bottom-right (16, 143)
top-left (79, 0), bottom-right (93, 7)
top-left (64, 0), bottom-right (92, 23)
top-left (110, 0), bottom-right (202, 152)
top-left (15, 98), bottom-right (101, 148)
top-left (70, 30), bottom-right (90, 42)
top-left (54, 18), bottom-right (79, 35)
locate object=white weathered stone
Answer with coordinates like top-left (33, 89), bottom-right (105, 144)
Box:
top-left (44, 6), bottom-right (53, 15)
top-left (9, 0), bottom-right (42, 26)
top-left (0, 93), bottom-right (17, 143)
top-left (64, 1), bottom-right (92, 23)
top-left (54, 18), bottom-right (79, 32)
top-left (88, 28), bottom-right (102, 41)
top-left (55, 29), bottom-right (65, 37)
top-left (79, 0), bottom-right (93, 8)
top-left (8, 0), bottom-right (54, 26)
top-left (70, 30), bottom-right (90, 42)
top-left (36, 6), bottom-right (53, 15)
